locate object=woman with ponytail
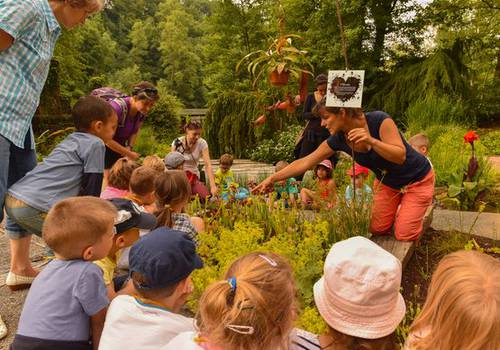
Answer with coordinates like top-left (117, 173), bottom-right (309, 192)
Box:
top-left (162, 252), bottom-right (298, 350)
top-left (155, 171), bottom-right (204, 241)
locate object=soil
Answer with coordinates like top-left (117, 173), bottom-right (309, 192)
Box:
top-left (401, 228), bottom-right (500, 305)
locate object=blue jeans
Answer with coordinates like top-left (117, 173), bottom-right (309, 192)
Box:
top-left (0, 133), bottom-right (38, 238)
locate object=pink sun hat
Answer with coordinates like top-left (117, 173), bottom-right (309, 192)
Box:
top-left (318, 159), bottom-right (333, 170)
top-left (313, 236), bottom-right (406, 339)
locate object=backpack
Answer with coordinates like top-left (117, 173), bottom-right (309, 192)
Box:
top-left (90, 87), bottom-right (129, 127)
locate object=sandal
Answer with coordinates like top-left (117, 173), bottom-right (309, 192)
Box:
top-left (5, 271), bottom-right (36, 291)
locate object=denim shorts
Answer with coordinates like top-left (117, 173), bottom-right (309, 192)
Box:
top-left (5, 195), bottom-right (46, 239)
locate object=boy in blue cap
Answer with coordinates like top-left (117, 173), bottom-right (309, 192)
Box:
top-left (99, 227), bottom-right (203, 350)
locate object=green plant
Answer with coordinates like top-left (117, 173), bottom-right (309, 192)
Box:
top-left (479, 130), bottom-right (500, 156)
top-left (249, 125), bottom-right (302, 163)
top-left (35, 127), bottom-right (75, 160)
top-left (396, 299), bottom-right (422, 347)
top-left (134, 125), bottom-right (171, 157)
top-left (145, 91), bottom-right (183, 143)
top-left (236, 18), bottom-right (313, 87)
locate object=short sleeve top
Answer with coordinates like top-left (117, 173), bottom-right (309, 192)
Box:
top-left (171, 137), bottom-right (209, 178)
top-left (109, 97), bottom-right (145, 145)
top-left (326, 111), bottom-right (431, 189)
top-left (17, 259), bottom-right (109, 341)
top-left (9, 132), bottom-right (105, 212)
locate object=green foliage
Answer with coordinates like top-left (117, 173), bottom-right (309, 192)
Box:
top-left (106, 65), bottom-right (143, 93)
top-left (186, 194), bottom-right (372, 332)
top-left (133, 125), bottom-right (171, 158)
top-left (35, 128), bottom-right (75, 161)
top-left (144, 89), bottom-right (183, 143)
top-left (249, 125), bottom-right (302, 163)
top-left (396, 300), bottom-right (422, 348)
top-left (479, 130), bottom-right (500, 156)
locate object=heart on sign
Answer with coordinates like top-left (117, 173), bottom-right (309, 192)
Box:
top-left (329, 76), bottom-right (361, 102)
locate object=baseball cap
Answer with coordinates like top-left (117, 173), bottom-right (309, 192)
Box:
top-left (318, 159), bottom-right (333, 170)
top-left (108, 198), bottom-right (157, 234)
top-left (347, 163), bottom-right (369, 177)
top-left (129, 227), bottom-right (204, 289)
top-left (164, 151), bottom-right (185, 170)
top-left (313, 236), bottom-right (406, 339)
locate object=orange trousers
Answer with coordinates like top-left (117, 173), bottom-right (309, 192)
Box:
top-left (370, 170), bottom-right (434, 241)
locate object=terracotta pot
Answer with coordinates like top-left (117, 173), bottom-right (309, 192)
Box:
top-left (269, 70), bottom-right (289, 87)
top-left (253, 114), bottom-right (267, 126)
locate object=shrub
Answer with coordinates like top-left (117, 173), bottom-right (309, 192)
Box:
top-left (134, 125), bottom-right (171, 158)
top-left (249, 125), bottom-right (302, 163)
top-left (145, 92), bottom-right (183, 144)
top-left (35, 127), bottom-right (75, 160)
top-left (479, 130), bottom-right (500, 156)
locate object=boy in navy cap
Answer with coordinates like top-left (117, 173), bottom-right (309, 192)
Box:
top-left (94, 198), bottom-right (157, 299)
top-left (99, 228), bottom-right (203, 350)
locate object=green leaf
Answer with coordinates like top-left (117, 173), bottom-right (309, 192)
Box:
top-left (463, 182), bottom-right (477, 191)
top-left (448, 184), bottom-right (463, 197)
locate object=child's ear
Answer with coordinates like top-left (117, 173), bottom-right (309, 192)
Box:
top-left (82, 246), bottom-right (94, 261)
top-left (91, 120), bottom-right (104, 132)
top-left (116, 235), bottom-right (126, 249)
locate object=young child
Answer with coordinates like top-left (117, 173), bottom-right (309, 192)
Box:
top-left (99, 228), bottom-right (203, 350)
top-left (11, 197), bottom-right (117, 350)
top-left (164, 151), bottom-right (185, 170)
top-left (300, 159), bottom-right (336, 209)
top-left (126, 165), bottom-right (159, 210)
top-left (163, 252), bottom-right (297, 350)
top-left (273, 160), bottom-right (299, 207)
top-left (408, 133), bottom-right (430, 157)
top-left (143, 155), bottom-right (166, 173)
top-left (215, 153), bottom-right (249, 201)
top-left (155, 171), bottom-right (205, 241)
top-left (5, 96), bottom-right (117, 290)
top-left (292, 236), bottom-right (405, 350)
top-left (405, 250), bottom-right (500, 350)
top-left (100, 158), bottom-right (139, 200)
top-left (345, 163), bottom-right (372, 206)
top-left (94, 198), bottom-right (157, 299)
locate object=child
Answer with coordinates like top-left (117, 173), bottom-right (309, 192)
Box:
top-left (143, 155), bottom-right (166, 173)
top-left (94, 198), bottom-right (157, 299)
top-left (100, 158), bottom-right (139, 200)
top-left (215, 153), bottom-right (249, 201)
top-left (408, 133), bottom-right (430, 157)
top-left (5, 96), bottom-right (117, 290)
top-left (405, 250), bottom-right (500, 350)
top-left (98, 228), bottom-right (203, 350)
top-left (300, 159), bottom-right (336, 209)
top-left (163, 252), bottom-right (297, 350)
top-left (293, 236), bottom-right (405, 350)
top-left (155, 171), bottom-right (205, 241)
top-left (345, 163), bottom-right (372, 206)
top-left (10, 197), bottom-right (117, 350)
top-left (126, 165), bottom-right (159, 209)
top-left (164, 151), bottom-right (185, 170)
top-left (273, 160), bottom-right (299, 207)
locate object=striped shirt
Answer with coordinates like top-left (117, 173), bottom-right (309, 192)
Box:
top-left (0, 0), bottom-right (61, 148)
top-left (291, 329), bottom-right (321, 350)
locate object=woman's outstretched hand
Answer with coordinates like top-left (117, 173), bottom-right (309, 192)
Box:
top-left (252, 176), bottom-right (274, 194)
top-left (347, 128), bottom-right (374, 145)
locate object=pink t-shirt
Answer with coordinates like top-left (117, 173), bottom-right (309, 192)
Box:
top-left (100, 186), bottom-right (129, 200)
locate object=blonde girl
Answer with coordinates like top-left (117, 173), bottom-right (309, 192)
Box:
top-left (155, 171), bottom-right (204, 241)
top-left (405, 250), bottom-right (500, 350)
top-left (100, 158), bottom-right (139, 199)
top-left (300, 159), bottom-right (336, 209)
top-left (162, 252), bottom-right (298, 350)
top-left (143, 155), bottom-right (166, 173)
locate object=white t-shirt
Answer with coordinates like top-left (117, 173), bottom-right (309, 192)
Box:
top-left (99, 295), bottom-right (195, 350)
top-left (171, 136), bottom-right (208, 178)
top-left (160, 331), bottom-right (202, 350)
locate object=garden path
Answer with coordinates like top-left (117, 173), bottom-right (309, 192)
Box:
top-left (431, 209), bottom-right (499, 240)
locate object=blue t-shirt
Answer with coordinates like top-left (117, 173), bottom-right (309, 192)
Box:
top-left (17, 259), bottom-right (109, 342)
top-left (326, 111), bottom-right (431, 189)
top-left (9, 132), bottom-right (105, 211)
top-left (345, 184), bottom-right (372, 204)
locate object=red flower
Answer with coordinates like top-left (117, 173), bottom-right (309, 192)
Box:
top-left (463, 131), bottom-right (479, 144)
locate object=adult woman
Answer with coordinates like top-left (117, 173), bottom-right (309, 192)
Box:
top-left (104, 81), bottom-right (159, 174)
top-left (171, 122), bottom-right (217, 202)
top-left (294, 74), bottom-right (336, 180)
top-left (255, 98), bottom-right (434, 241)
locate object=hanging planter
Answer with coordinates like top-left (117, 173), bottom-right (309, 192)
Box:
top-left (236, 18), bottom-right (313, 88)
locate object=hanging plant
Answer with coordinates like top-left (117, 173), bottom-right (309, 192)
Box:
top-left (236, 18), bottom-right (313, 88)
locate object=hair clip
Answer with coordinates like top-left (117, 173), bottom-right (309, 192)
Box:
top-left (258, 254), bottom-right (278, 267)
top-left (227, 277), bottom-right (237, 292)
top-left (225, 324), bottom-right (255, 335)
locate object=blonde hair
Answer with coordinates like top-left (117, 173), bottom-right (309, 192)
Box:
top-left (409, 250), bottom-right (500, 350)
top-left (408, 133), bottom-right (430, 149)
top-left (196, 252), bottom-right (297, 350)
top-left (129, 166), bottom-right (158, 196)
top-left (43, 197), bottom-right (117, 259)
top-left (108, 158), bottom-right (139, 190)
top-left (275, 161), bottom-right (289, 172)
top-left (143, 155), bottom-right (166, 173)
top-left (154, 171), bottom-right (191, 228)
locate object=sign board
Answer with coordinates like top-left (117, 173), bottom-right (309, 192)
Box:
top-left (326, 70), bottom-right (364, 108)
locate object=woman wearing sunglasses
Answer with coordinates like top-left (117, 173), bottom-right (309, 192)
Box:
top-left (104, 81), bottom-right (160, 173)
